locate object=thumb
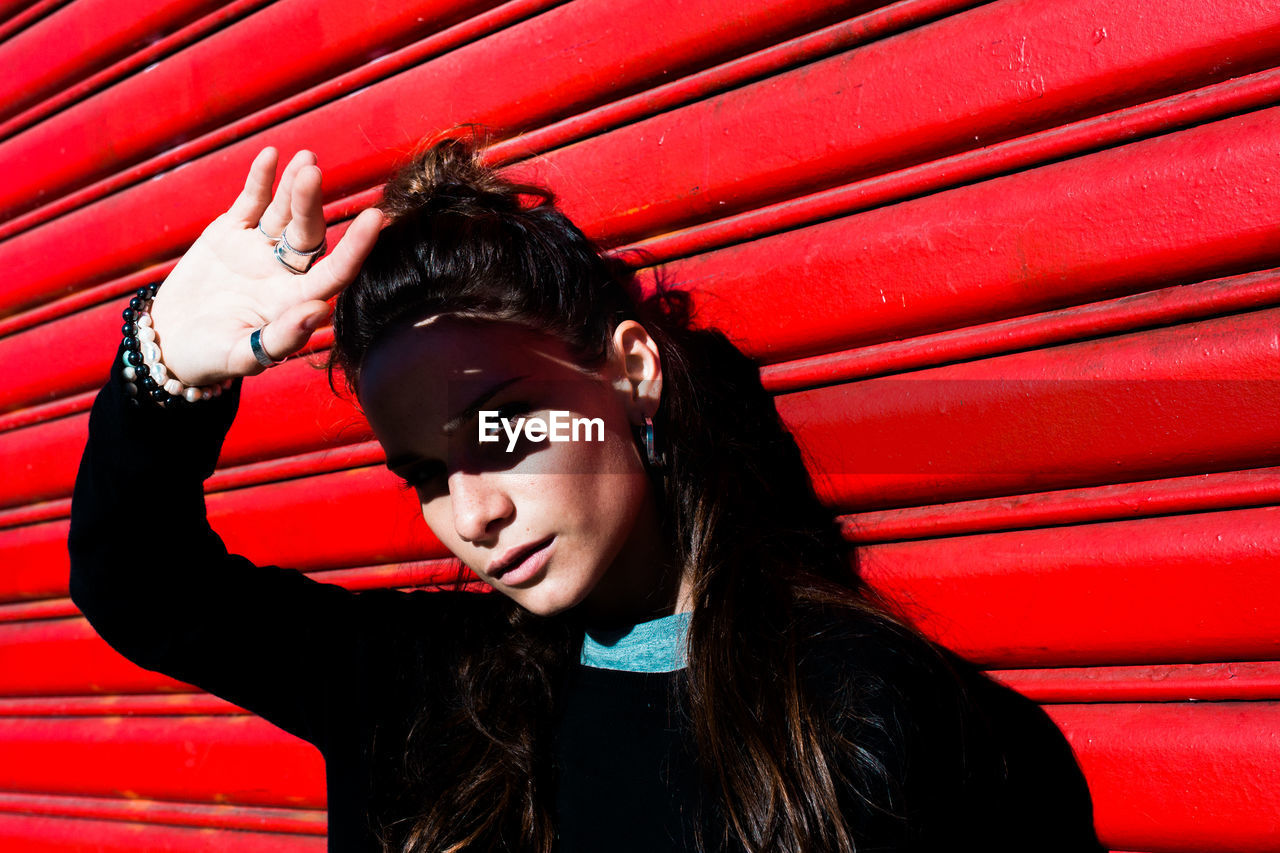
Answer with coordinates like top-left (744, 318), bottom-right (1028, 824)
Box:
top-left (251, 300), bottom-right (331, 369)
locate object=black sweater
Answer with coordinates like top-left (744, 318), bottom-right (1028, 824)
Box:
top-left (68, 353), bottom-right (1105, 852)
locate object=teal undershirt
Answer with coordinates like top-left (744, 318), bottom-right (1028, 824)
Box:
top-left (580, 610), bottom-right (692, 672)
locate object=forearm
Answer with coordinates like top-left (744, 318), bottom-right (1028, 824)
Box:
top-left (68, 342), bottom-right (243, 666)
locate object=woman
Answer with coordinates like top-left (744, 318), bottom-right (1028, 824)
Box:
top-left (68, 134), bottom-right (1104, 852)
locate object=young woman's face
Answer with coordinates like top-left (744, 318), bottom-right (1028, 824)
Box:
top-left (358, 315), bottom-right (672, 622)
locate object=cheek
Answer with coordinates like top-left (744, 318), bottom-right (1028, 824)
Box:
top-left (418, 496), bottom-right (459, 548)
top-left (524, 467), bottom-right (645, 532)
top-left (589, 469), bottom-right (648, 526)
top-left (561, 443), bottom-right (652, 557)
top-left (509, 432), bottom-right (649, 553)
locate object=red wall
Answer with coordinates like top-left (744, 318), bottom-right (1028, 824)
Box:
top-left (1, 0), bottom-right (1279, 850)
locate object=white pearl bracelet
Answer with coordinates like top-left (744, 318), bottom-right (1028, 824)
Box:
top-left (120, 285), bottom-right (233, 406)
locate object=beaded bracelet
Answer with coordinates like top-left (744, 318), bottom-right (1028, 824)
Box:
top-left (119, 282), bottom-right (232, 407)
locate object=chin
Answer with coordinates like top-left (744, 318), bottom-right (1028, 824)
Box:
top-left (504, 577), bottom-right (596, 618)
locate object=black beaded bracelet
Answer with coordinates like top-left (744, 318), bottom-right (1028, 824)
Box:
top-left (118, 282), bottom-right (229, 408)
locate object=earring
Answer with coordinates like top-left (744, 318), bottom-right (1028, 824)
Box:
top-left (641, 415), bottom-right (666, 468)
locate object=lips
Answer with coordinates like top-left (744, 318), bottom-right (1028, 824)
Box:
top-left (488, 535), bottom-right (554, 580)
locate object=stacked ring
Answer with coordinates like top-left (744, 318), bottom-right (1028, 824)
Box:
top-left (255, 218), bottom-right (326, 274)
top-left (273, 227), bottom-right (327, 275)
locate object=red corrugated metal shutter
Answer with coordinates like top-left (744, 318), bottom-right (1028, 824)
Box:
top-left (2, 0), bottom-right (1278, 849)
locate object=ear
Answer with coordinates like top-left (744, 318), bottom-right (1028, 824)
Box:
top-left (609, 320), bottom-right (663, 421)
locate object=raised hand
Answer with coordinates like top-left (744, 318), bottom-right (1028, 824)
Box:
top-left (148, 147), bottom-right (384, 388)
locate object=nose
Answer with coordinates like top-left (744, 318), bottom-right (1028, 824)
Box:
top-left (448, 469), bottom-right (513, 544)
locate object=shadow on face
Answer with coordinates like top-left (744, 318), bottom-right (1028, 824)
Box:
top-left (356, 315), bottom-right (668, 619)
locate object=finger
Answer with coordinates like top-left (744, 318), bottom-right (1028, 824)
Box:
top-left (302, 207), bottom-right (385, 302)
top-left (259, 149), bottom-right (314, 236)
top-left (226, 147), bottom-right (278, 226)
top-left (231, 300), bottom-right (332, 375)
top-left (259, 149), bottom-right (316, 237)
top-left (283, 165), bottom-right (326, 252)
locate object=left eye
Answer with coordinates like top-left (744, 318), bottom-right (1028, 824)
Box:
top-left (495, 401), bottom-right (532, 420)
top-left (398, 461), bottom-right (445, 491)
top-left (478, 402), bottom-right (533, 440)
top-left (474, 402), bottom-right (536, 457)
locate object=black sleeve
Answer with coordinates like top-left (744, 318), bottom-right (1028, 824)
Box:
top-left (908, 645), bottom-right (1106, 853)
top-left (805, 617), bottom-right (1105, 852)
top-left (949, 656), bottom-right (1106, 853)
top-left (68, 344), bottom-right (400, 754)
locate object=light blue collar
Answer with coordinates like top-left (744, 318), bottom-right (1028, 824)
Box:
top-left (580, 610), bottom-right (692, 672)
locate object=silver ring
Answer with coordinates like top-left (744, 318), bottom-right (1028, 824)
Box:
top-left (257, 221), bottom-right (282, 242)
top-left (250, 326), bottom-right (286, 367)
top-left (273, 229), bottom-right (327, 275)
top-left (279, 228), bottom-right (325, 257)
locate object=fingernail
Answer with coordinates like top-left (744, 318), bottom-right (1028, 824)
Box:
top-left (303, 313), bottom-right (328, 331)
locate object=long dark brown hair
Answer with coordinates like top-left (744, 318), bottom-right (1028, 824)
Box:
top-left (327, 131), bottom-right (955, 852)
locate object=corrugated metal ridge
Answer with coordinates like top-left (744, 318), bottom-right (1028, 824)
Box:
top-left (859, 504), bottom-right (1280, 666)
top-left (0, 0), bottom-right (257, 128)
top-left (0, 0), bottom-right (275, 143)
top-left (621, 66), bottom-right (1280, 266)
top-left (0, 0), bottom-right (865, 233)
top-left (0, 0), bottom-right (45, 26)
top-left (667, 106), bottom-right (1280, 363)
top-left (0, 791), bottom-right (324, 834)
top-left (841, 466), bottom-right (1280, 543)
top-left (1, 661), bottom-right (1278, 706)
top-left (1048, 702), bottom-right (1280, 851)
top-left (994, 661), bottom-right (1280, 703)
top-left (0, 59), bottom-right (1275, 343)
top-left (3, 0), bottom-right (1276, 318)
top-left (0, 0), bottom-right (73, 44)
top-left (0, 714), bottom-right (327, 805)
top-left (1, 74), bottom-right (1278, 420)
top-left (0, 816), bottom-right (327, 851)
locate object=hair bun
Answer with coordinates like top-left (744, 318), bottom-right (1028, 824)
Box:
top-left (379, 130), bottom-right (551, 219)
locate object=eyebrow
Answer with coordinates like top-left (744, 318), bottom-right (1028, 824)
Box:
top-left (383, 374), bottom-right (529, 474)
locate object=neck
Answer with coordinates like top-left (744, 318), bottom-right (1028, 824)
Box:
top-left (578, 487), bottom-right (691, 629)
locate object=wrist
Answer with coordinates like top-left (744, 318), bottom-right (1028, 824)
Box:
top-left (120, 282), bottom-right (233, 408)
